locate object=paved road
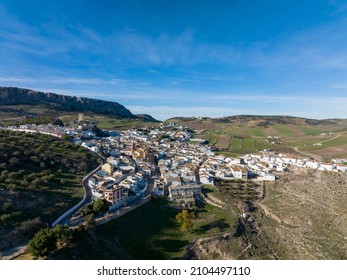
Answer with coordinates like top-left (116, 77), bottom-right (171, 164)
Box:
top-left (2, 157), bottom-right (154, 258)
top-left (1, 164), bottom-right (103, 259)
top-left (70, 184), bottom-right (153, 227)
top-left (96, 194), bottom-right (151, 225)
top-left (69, 162), bottom-right (155, 227)
top-left (52, 163), bottom-right (103, 226)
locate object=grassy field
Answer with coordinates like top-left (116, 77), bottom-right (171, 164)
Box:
top-left (299, 126), bottom-right (327, 135)
top-left (0, 105), bottom-right (158, 130)
top-left (100, 199), bottom-right (236, 259)
top-left (242, 138), bottom-right (255, 153)
top-left (302, 134), bottom-right (347, 151)
top-left (0, 130), bottom-right (100, 253)
top-left (248, 127), bottom-right (266, 137)
top-left (49, 198), bottom-right (237, 259)
top-left (273, 125), bottom-right (297, 137)
top-left (229, 138), bottom-right (243, 153)
top-left (254, 138), bottom-right (273, 150)
top-left (207, 133), bottom-right (219, 145)
top-left (285, 134), bottom-right (332, 147)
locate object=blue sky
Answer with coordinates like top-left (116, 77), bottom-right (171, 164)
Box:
top-left (1, 0), bottom-right (347, 120)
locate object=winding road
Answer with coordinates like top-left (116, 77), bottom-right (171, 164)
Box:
top-left (1, 163), bottom-right (102, 260)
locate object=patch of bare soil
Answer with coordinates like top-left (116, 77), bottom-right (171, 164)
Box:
top-left (215, 135), bottom-right (231, 150)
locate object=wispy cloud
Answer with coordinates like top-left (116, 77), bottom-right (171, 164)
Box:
top-left (250, 19), bottom-right (347, 72)
top-left (49, 77), bottom-right (125, 85)
top-left (107, 29), bottom-right (240, 66)
top-left (0, 76), bottom-right (37, 83)
top-left (0, 75), bottom-right (126, 87)
top-left (2, 1), bottom-right (347, 74)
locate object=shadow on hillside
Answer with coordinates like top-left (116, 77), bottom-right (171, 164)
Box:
top-left (154, 239), bottom-right (187, 253)
top-left (193, 219), bottom-right (229, 234)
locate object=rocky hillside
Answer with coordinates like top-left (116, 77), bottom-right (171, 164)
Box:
top-left (183, 170), bottom-right (347, 260)
top-left (0, 87), bottom-right (134, 118)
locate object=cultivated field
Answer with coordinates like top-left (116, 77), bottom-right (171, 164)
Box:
top-left (167, 117), bottom-right (347, 158)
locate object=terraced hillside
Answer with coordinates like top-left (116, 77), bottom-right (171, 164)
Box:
top-left (166, 116), bottom-right (347, 158)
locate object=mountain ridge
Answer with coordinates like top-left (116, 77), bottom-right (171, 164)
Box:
top-left (0, 86), bottom-right (136, 119)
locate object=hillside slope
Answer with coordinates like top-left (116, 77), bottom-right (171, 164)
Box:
top-left (0, 130), bottom-right (100, 254)
top-left (184, 170), bottom-right (347, 260)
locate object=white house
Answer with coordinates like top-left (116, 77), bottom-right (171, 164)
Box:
top-left (107, 156), bottom-right (119, 167)
top-left (88, 177), bottom-right (98, 188)
top-left (200, 174), bottom-right (214, 185)
top-left (231, 166), bottom-right (248, 179)
top-left (91, 146), bottom-right (100, 153)
top-left (262, 173), bottom-right (276, 181)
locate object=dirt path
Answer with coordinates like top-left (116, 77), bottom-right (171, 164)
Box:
top-left (258, 203), bottom-right (283, 224)
top-left (293, 146), bottom-right (321, 161)
top-left (294, 134), bottom-right (342, 160)
top-left (204, 195), bottom-right (226, 210)
top-left (319, 134), bottom-right (341, 144)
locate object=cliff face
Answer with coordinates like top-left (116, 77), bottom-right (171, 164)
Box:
top-left (0, 87), bottom-right (134, 118)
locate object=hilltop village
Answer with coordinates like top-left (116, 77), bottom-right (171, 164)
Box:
top-left (2, 121), bottom-right (347, 211)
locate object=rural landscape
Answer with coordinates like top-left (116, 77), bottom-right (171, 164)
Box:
top-left (1, 2), bottom-right (347, 270)
top-left (0, 87), bottom-right (346, 260)
top-left (170, 116), bottom-right (347, 161)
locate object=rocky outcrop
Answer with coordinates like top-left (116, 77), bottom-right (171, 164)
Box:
top-left (182, 233), bottom-right (235, 260)
top-left (0, 87), bottom-right (134, 118)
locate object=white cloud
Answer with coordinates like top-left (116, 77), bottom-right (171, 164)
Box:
top-left (0, 75), bottom-right (126, 86)
top-left (49, 77), bottom-right (125, 85)
top-left (108, 28), bottom-right (240, 66)
top-left (0, 76), bottom-right (36, 83)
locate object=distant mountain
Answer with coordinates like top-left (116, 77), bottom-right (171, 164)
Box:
top-left (0, 86), bottom-right (135, 118)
